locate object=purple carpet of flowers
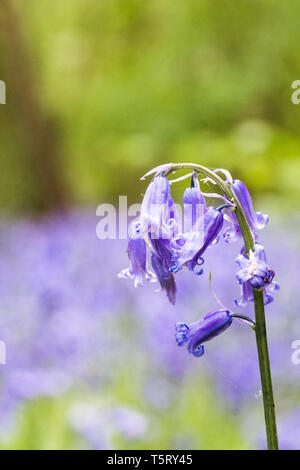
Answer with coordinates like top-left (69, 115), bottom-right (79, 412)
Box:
top-left (0, 210), bottom-right (299, 449)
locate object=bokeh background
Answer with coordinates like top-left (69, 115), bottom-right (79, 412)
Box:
top-left (0, 0), bottom-right (300, 449)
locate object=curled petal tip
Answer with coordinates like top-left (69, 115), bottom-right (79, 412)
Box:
top-left (190, 344), bottom-right (205, 358)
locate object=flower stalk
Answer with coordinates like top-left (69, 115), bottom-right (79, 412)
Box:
top-left (123, 162), bottom-right (278, 448)
top-left (157, 163), bottom-right (278, 450)
top-left (230, 184), bottom-right (279, 451)
top-left (253, 289), bottom-right (278, 450)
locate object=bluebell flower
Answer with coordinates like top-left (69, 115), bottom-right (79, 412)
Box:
top-left (224, 180), bottom-right (269, 243)
top-left (139, 174), bottom-right (178, 303)
top-left (175, 309), bottom-right (233, 357)
top-left (137, 172), bottom-right (227, 288)
top-left (235, 244), bottom-right (279, 307)
top-left (236, 244), bottom-right (274, 289)
top-left (118, 222), bottom-right (156, 287)
top-left (120, 174), bottom-right (176, 296)
top-left (140, 174), bottom-right (174, 239)
top-left (169, 172), bottom-right (207, 273)
top-left (120, 173), bottom-right (178, 304)
top-left (171, 206), bottom-right (224, 274)
top-left (182, 172), bottom-right (206, 233)
top-left (189, 207), bottom-right (224, 273)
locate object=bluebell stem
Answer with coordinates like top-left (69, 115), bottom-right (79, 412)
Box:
top-left (135, 162), bottom-right (279, 450)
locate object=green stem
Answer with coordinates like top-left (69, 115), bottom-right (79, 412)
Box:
top-left (229, 186), bottom-right (279, 451)
top-left (253, 289), bottom-right (279, 450)
top-left (161, 163), bottom-right (279, 450)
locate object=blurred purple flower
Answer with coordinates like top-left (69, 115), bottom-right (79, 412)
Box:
top-left (69, 403), bottom-right (147, 449)
top-left (0, 208), bottom-right (298, 449)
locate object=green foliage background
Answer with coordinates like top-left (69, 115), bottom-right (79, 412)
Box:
top-left (0, 0), bottom-right (299, 450)
top-left (1, 0), bottom-right (300, 211)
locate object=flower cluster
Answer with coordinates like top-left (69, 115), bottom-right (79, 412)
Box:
top-left (119, 172), bottom-right (227, 305)
top-left (119, 164), bottom-right (279, 359)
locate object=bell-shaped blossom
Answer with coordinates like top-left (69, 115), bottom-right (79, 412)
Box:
top-left (121, 174), bottom-right (178, 302)
top-left (235, 244), bottom-right (279, 307)
top-left (236, 244), bottom-right (274, 289)
top-left (118, 222), bottom-right (155, 287)
top-left (224, 180), bottom-right (269, 243)
top-left (183, 172), bottom-right (206, 233)
top-left (140, 175), bottom-right (178, 304)
top-left (175, 309), bottom-right (233, 357)
top-left (140, 175), bottom-right (174, 239)
top-left (169, 172), bottom-right (226, 274)
top-left (171, 206), bottom-right (224, 274)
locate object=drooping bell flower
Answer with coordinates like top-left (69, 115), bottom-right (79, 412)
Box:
top-left (118, 222), bottom-right (156, 287)
top-left (171, 205), bottom-right (224, 274)
top-left (175, 309), bottom-right (233, 357)
top-left (183, 172), bottom-right (206, 233)
top-left (169, 172), bottom-right (207, 273)
top-left (236, 244), bottom-right (274, 289)
top-left (147, 201), bottom-right (179, 305)
top-left (140, 174), bottom-right (173, 240)
top-left (234, 244), bottom-right (279, 307)
top-left (189, 207), bottom-right (224, 272)
top-left (139, 174), bottom-right (178, 304)
top-left (224, 180), bottom-right (269, 243)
